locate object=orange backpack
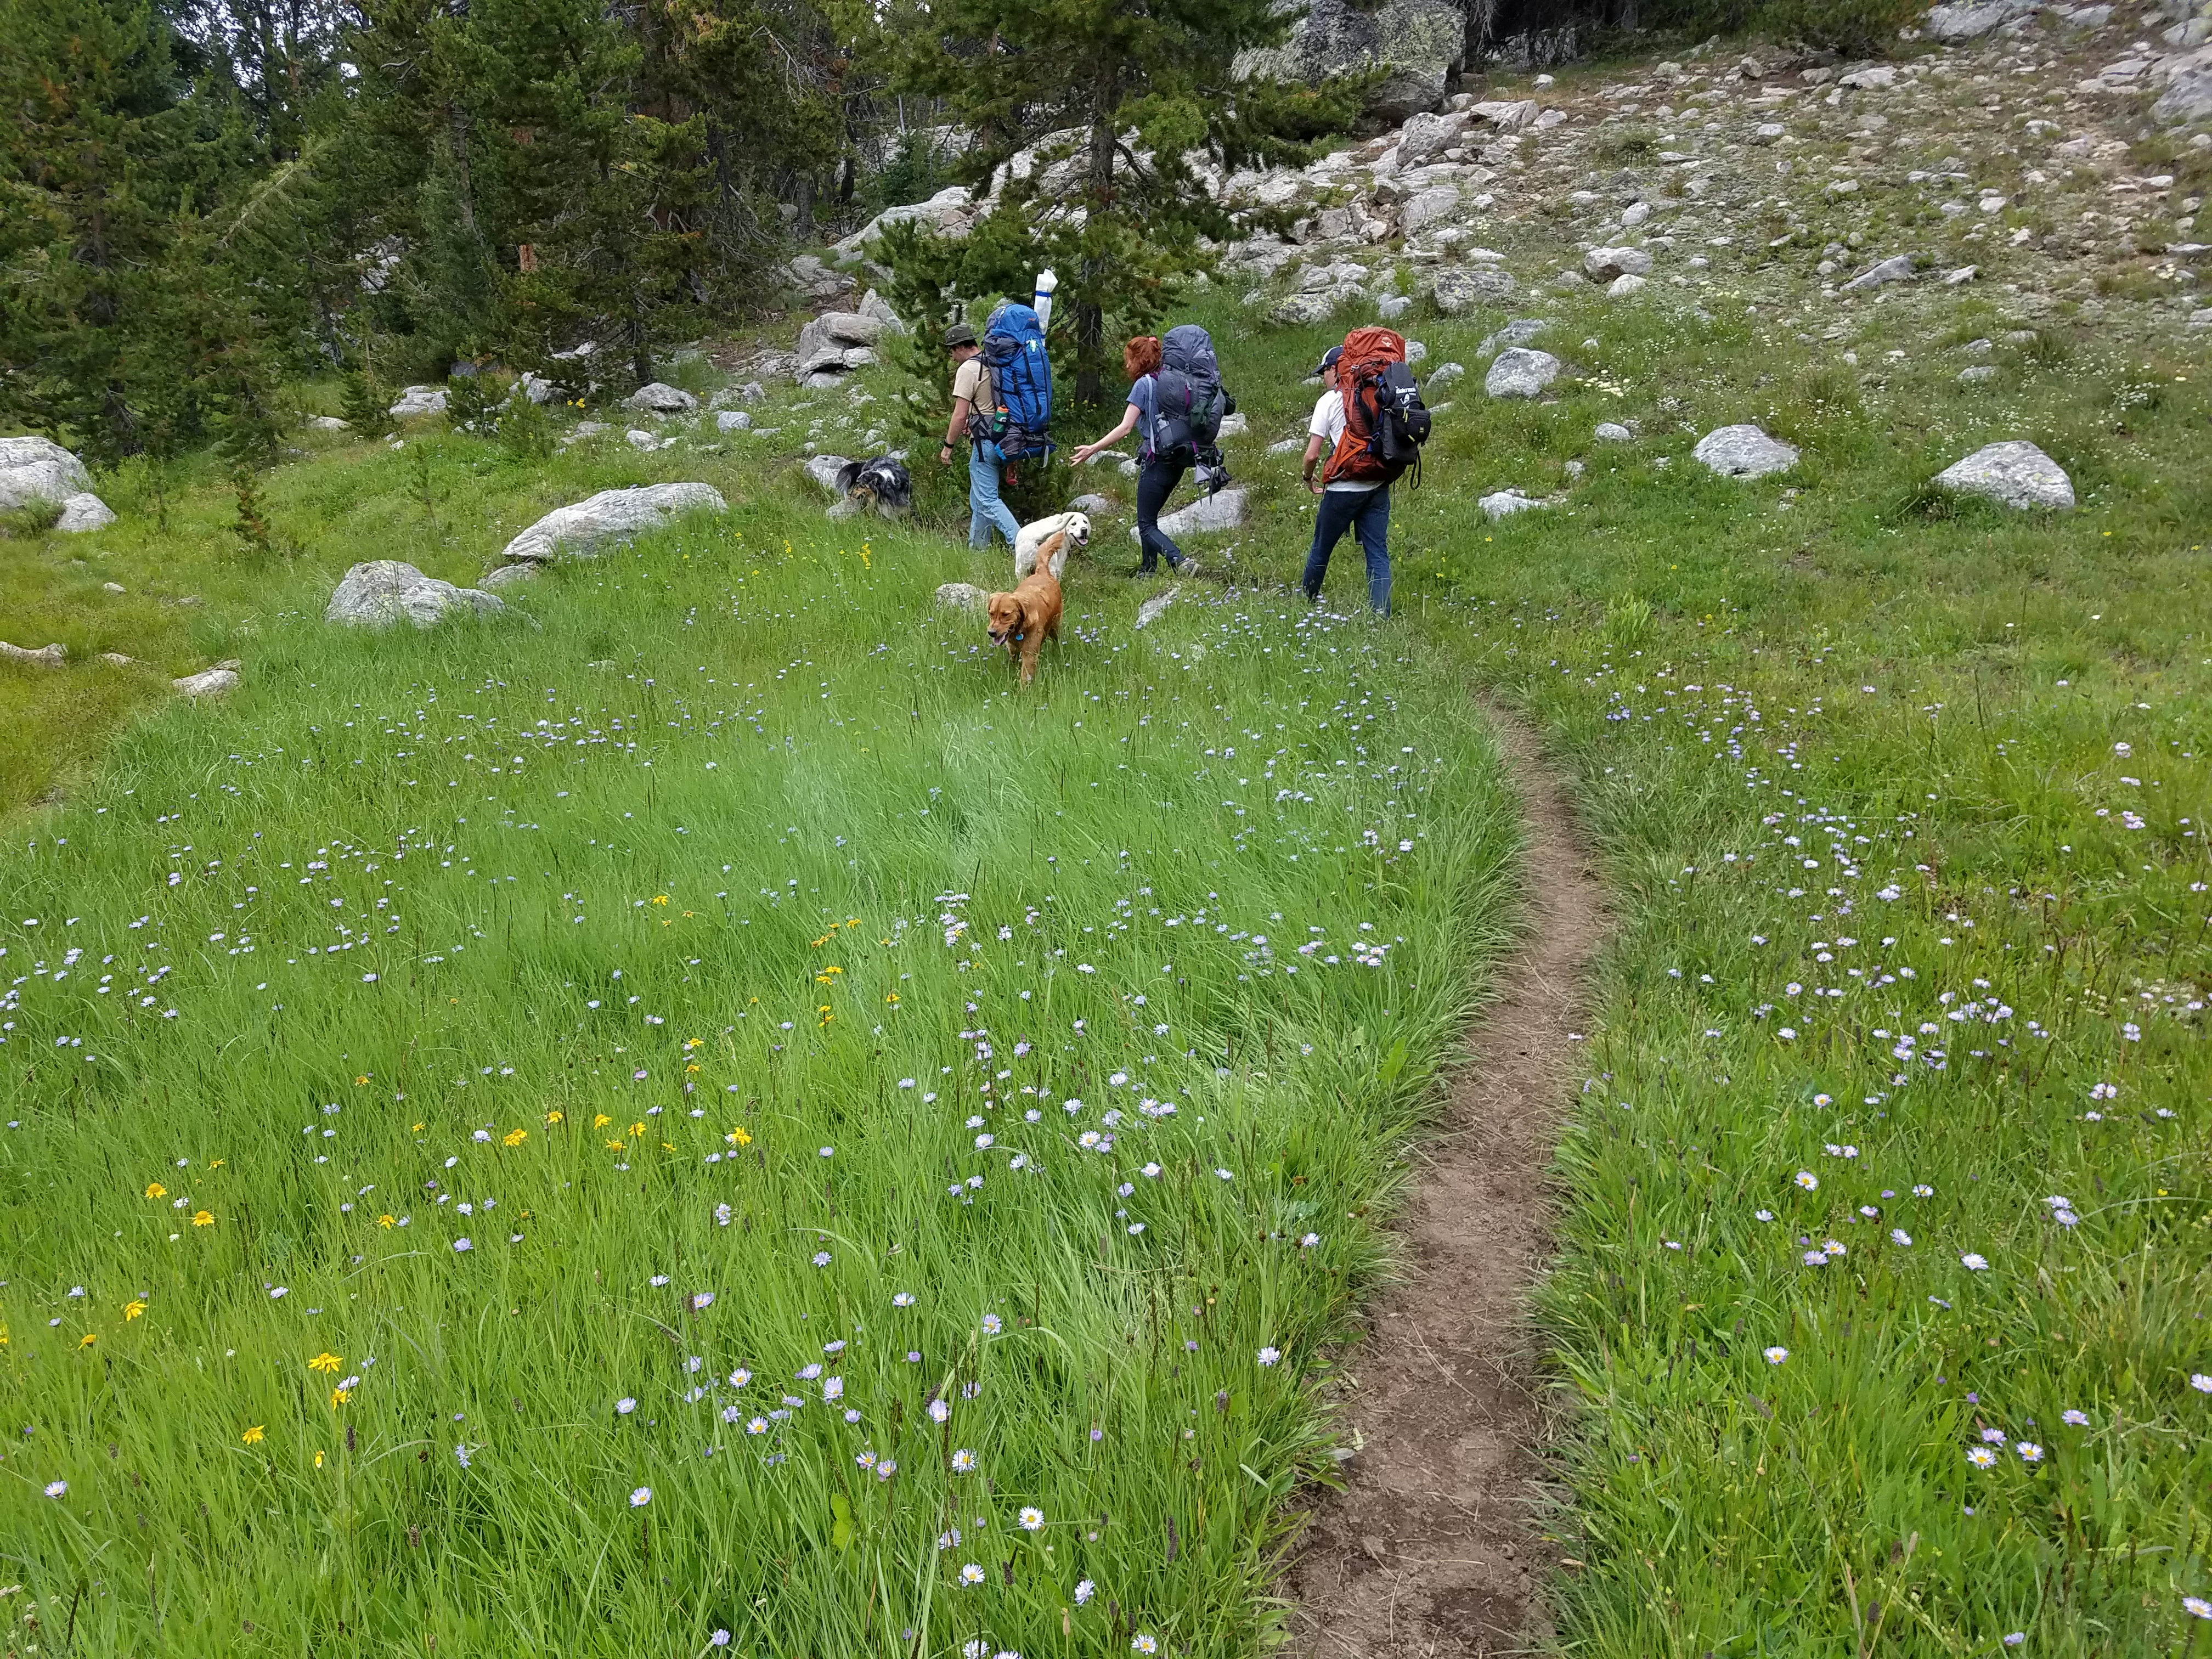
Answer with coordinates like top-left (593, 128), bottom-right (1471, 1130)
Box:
top-left (1322, 325), bottom-right (1430, 488)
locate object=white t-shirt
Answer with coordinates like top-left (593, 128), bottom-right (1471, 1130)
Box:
top-left (1308, 391), bottom-right (1384, 493)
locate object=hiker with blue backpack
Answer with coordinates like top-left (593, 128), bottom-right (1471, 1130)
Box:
top-left (938, 304), bottom-right (1054, 551)
top-left (1069, 325), bottom-right (1233, 577)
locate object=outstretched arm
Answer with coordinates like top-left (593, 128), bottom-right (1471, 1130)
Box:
top-left (1070, 402), bottom-right (1141, 466)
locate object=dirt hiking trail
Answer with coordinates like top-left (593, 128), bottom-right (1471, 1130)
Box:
top-left (1289, 700), bottom-right (1607, 1658)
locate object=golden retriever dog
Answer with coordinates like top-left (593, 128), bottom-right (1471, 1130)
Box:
top-left (985, 566), bottom-right (1063, 687)
top-left (1013, 511), bottom-right (1091, 582)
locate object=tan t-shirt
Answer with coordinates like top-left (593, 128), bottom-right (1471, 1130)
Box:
top-left (953, 357), bottom-right (988, 407)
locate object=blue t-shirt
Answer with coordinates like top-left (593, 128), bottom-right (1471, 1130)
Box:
top-left (1126, 376), bottom-right (1157, 452)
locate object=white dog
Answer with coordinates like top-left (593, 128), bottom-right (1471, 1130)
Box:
top-left (1013, 511), bottom-right (1091, 581)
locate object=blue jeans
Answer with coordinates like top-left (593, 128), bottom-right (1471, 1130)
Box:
top-left (1135, 457), bottom-right (1188, 573)
top-left (1301, 486), bottom-right (1391, 614)
top-left (968, 441), bottom-right (1021, 550)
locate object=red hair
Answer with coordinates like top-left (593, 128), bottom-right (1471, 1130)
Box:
top-left (1124, 336), bottom-right (1163, 380)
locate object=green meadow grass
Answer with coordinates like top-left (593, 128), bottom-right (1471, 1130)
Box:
top-left (0, 498), bottom-right (1519, 1654)
top-left (5, 250), bottom-right (2211, 1656)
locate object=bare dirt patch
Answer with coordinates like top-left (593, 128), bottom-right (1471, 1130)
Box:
top-left (1288, 699), bottom-right (1606, 1659)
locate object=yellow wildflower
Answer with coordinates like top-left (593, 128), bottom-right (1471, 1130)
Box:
top-left (242, 1425), bottom-right (265, 1446)
top-left (124, 1300), bottom-right (146, 1322)
top-left (594, 1113), bottom-right (612, 1129)
top-left (726, 1126), bottom-right (752, 1148)
top-left (378, 1214), bottom-right (396, 1229)
top-left (314, 1450), bottom-right (325, 1469)
top-left (503, 1128), bottom-right (527, 1147)
top-left (191, 1210), bottom-right (215, 1227)
top-left (309, 1352), bottom-right (343, 1374)
top-left (629, 1121), bottom-right (646, 1139)
top-left (651, 894), bottom-right (669, 907)
top-left (545, 1110), bottom-right (564, 1125)
top-left (78, 1333), bottom-right (97, 1349)
top-left (145, 1181), bottom-right (166, 1199)
top-left (330, 1386), bottom-right (352, 1408)
top-left (606, 1140), bottom-right (625, 1152)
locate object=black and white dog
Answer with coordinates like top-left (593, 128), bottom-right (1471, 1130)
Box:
top-left (834, 456), bottom-right (913, 517)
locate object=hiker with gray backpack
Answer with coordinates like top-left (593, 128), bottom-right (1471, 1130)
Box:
top-left (1070, 324), bottom-right (1233, 576)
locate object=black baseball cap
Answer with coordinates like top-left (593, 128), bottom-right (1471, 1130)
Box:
top-left (1308, 345), bottom-right (1344, 378)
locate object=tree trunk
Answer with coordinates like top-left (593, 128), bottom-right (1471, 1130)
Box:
top-left (1076, 56), bottom-right (1119, 407)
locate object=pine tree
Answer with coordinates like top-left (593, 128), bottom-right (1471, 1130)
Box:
top-left (0, 0), bottom-right (257, 462)
top-left (882, 0), bottom-right (1360, 404)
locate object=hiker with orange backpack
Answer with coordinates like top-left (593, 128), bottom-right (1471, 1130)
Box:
top-left (1299, 327), bottom-right (1430, 615)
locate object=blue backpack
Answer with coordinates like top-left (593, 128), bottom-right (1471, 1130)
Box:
top-left (974, 301), bottom-right (1053, 461)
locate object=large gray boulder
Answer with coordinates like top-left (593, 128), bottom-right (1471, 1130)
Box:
top-left (388, 385), bottom-right (447, 418)
top-left (0, 436), bottom-right (93, 511)
top-left (797, 311), bottom-right (888, 379)
top-left (2153, 67), bottom-right (2212, 125)
top-left (1584, 246), bottom-right (1654, 281)
top-left (499, 483), bottom-right (729, 563)
top-left (1925, 0), bottom-right (2039, 40)
top-left (1485, 347), bottom-right (1562, 398)
top-left (833, 187), bottom-right (976, 258)
top-left (1132, 488), bottom-right (1246, 540)
top-left (1393, 110), bottom-right (1467, 167)
top-left (1694, 425), bottom-right (1798, 479)
top-left (625, 382), bottom-right (698, 414)
top-left (1400, 185), bottom-right (1463, 236)
top-left (1933, 441), bottom-right (2074, 510)
top-left (326, 561), bottom-right (506, 628)
top-left (1431, 266), bottom-right (1516, 314)
top-left (54, 492), bottom-right (116, 533)
top-left (1234, 0), bottom-right (1465, 122)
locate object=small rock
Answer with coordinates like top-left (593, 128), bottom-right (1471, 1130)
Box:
top-left (1621, 202), bottom-right (1651, 227)
top-left (1132, 488), bottom-right (1245, 539)
top-left (1943, 266), bottom-right (1978, 285)
top-left (1584, 246), bottom-right (1654, 281)
top-left (326, 561), bottom-right (506, 627)
top-left (1933, 441), bottom-right (2073, 510)
top-left (1607, 273), bottom-right (1648, 299)
top-left (1430, 266), bottom-right (1517, 314)
top-left (803, 455), bottom-right (855, 496)
top-left (1426, 362), bottom-right (1466, 390)
top-left (102, 581), bottom-right (126, 594)
top-left (625, 429), bottom-right (667, 451)
top-left (1479, 488), bottom-right (1551, 520)
top-left (172, 665), bottom-right (238, 698)
top-left (1478, 318), bottom-right (1550, 358)
top-left (1841, 254), bottom-right (1915, 292)
top-left (1694, 424), bottom-right (1798, 479)
top-left (1068, 493), bottom-right (1114, 516)
top-left (1400, 185), bottom-right (1464, 236)
top-left (1752, 122), bottom-right (1786, 144)
top-left (1958, 365), bottom-right (1999, 383)
top-left (1594, 421), bottom-right (1634, 442)
top-left (1404, 341), bottom-right (1427, 365)
top-left (935, 582), bottom-right (991, 616)
top-left (1378, 294), bottom-right (1415, 320)
top-left (0, 640), bottom-right (66, 668)
top-left (307, 415), bottom-right (351, 431)
top-left (1485, 347), bottom-right (1562, 398)
top-left (387, 385), bottom-right (447, 418)
top-left (54, 493), bottom-right (116, 533)
top-left (1268, 438), bottom-right (1303, 455)
top-left (2152, 66), bottom-right (2212, 125)
top-left (1269, 291), bottom-right (1351, 327)
top-left (717, 409), bottom-right (753, 432)
top-left (479, 563), bottom-right (540, 589)
top-left (1837, 65), bottom-right (1897, 89)
top-left (625, 382), bottom-right (698, 414)
top-left (1216, 412), bottom-right (1249, 439)
top-left (100, 651), bottom-right (134, 665)
top-left (1136, 586), bottom-right (1183, 629)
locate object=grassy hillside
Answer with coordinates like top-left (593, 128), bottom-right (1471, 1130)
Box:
top-left (5, 158), bottom-right (2211, 1652)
